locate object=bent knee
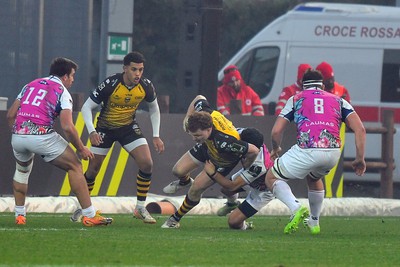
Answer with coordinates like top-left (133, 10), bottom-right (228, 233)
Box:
top-left (228, 219), bottom-right (242, 230)
top-left (172, 164), bottom-right (186, 177)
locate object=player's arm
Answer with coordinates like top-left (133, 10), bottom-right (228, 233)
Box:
top-left (60, 108), bottom-right (94, 160)
top-left (270, 117), bottom-right (288, 159)
top-left (204, 160), bottom-right (246, 191)
top-left (147, 99), bottom-right (165, 154)
top-left (81, 97), bottom-right (103, 146)
top-left (183, 95), bottom-right (207, 132)
top-left (241, 143), bottom-right (259, 169)
top-left (6, 99), bottom-right (20, 130)
top-left (345, 111), bottom-right (366, 176)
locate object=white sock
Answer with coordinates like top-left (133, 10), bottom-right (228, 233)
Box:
top-left (272, 180), bottom-right (301, 213)
top-left (308, 190), bottom-right (324, 220)
top-left (240, 222), bottom-right (247, 230)
top-left (15, 205), bottom-right (26, 217)
top-left (136, 200), bottom-right (145, 208)
top-left (226, 193), bottom-right (239, 205)
top-left (82, 205), bottom-right (96, 218)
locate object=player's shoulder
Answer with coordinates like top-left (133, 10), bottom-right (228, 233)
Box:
top-left (98, 73), bottom-right (122, 91)
top-left (139, 76), bottom-right (155, 88)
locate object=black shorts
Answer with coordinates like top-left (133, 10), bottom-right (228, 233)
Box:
top-left (189, 143), bottom-right (239, 176)
top-left (238, 200), bottom-right (258, 218)
top-left (93, 123), bottom-right (145, 149)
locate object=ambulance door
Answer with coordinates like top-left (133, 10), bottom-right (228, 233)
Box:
top-left (229, 43), bottom-right (287, 114)
top-left (381, 49), bottom-right (400, 103)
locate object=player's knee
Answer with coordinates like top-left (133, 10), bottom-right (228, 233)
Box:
top-left (188, 187), bottom-right (202, 201)
top-left (138, 161), bottom-right (153, 174)
top-left (228, 217), bottom-right (242, 229)
top-left (13, 161), bottom-right (33, 184)
top-left (172, 164), bottom-right (186, 177)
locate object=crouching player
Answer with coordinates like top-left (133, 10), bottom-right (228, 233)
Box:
top-left (204, 128), bottom-right (274, 230)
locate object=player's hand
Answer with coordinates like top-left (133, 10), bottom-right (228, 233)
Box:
top-left (352, 158), bottom-right (366, 176)
top-left (89, 131), bottom-right (103, 146)
top-left (204, 160), bottom-right (216, 174)
top-left (78, 146), bottom-right (94, 160)
top-left (270, 146), bottom-right (282, 160)
top-left (153, 137), bottom-right (165, 154)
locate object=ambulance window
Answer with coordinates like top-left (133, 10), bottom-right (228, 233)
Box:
top-left (236, 47), bottom-right (280, 99)
top-left (381, 50), bottom-right (400, 103)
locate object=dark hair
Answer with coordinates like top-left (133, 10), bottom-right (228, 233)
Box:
top-left (187, 112), bottom-right (213, 132)
top-left (49, 57), bottom-right (78, 77)
top-left (123, 51), bottom-right (146, 66)
top-left (240, 127), bottom-right (264, 148)
top-left (302, 69), bottom-right (324, 89)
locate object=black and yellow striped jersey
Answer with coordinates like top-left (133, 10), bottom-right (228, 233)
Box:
top-left (194, 99), bottom-right (248, 168)
top-left (90, 73), bottom-right (157, 129)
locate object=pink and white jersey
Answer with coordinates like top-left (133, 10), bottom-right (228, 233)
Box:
top-left (280, 88), bottom-right (355, 148)
top-left (13, 76), bottom-right (73, 135)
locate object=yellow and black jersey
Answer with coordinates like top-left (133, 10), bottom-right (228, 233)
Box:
top-left (194, 99), bottom-right (248, 168)
top-left (90, 73), bottom-right (157, 129)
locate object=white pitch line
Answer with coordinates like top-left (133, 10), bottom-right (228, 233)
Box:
top-left (0, 228), bottom-right (87, 231)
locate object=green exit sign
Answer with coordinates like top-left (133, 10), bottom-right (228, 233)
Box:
top-left (107, 35), bottom-right (131, 60)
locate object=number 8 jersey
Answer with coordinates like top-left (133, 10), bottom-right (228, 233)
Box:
top-left (280, 89), bottom-right (355, 149)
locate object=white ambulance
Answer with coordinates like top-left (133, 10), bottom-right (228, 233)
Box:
top-left (219, 2), bottom-right (400, 181)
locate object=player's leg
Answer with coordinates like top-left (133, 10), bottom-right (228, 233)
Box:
top-left (12, 158), bottom-right (33, 225)
top-left (217, 188), bottom-right (240, 216)
top-left (304, 176), bottom-right (324, 234)
top-left (265, 146), bottom-right (310, 234)
top-left (48, 134), bottom-right (112, 226)
top-left (229, 190), bottom-right (274, 230)
top-left (163, 146), bottom-right (203, 194)
top-left (11, 134), bottom-right (36, 225)
top-left (125, 138), bottom-right (157, 224)
top-left (86, 128), bottom-right (115, 193)
top-left (162, 170), bottom-right (214, 228)
top-left (304, 149), bottom-right (340, 234)
top-left (83, 154), bottom-right (106, 192)
top-left (228, 206), bottom-right (251, 230)
top-left (217, 168), bottom-right (245, 216)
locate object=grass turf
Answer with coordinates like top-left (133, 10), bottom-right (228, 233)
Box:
top-left (0, 213), bottom-right (398, 266)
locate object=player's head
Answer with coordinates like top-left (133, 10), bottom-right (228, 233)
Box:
top-left (223, 65), bottom-right (242, 92)
top-left (238, 127), bottom-right (264, 148)
top-left (316, 61), bottom-right (335, 91)
top-left (49, 57), bottom-right (78, 89)
top-left (123, 51), bottom-right (146, 66)
top-left (49, 57), bottom-right (78, 77)
top-left (123, 51), bottom-right (146, 85)
top-left (297, 63), bottom-right (312, 86)
top-left (302, 69), bottom-right (324, 90)
top-left (187, 111), bottom-right (213, 143)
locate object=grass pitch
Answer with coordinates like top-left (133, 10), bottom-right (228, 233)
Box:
top-left (0, 213), bottom-right (398, 266)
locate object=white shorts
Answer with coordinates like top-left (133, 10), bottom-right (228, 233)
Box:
top-left (244, 189), bottom-right (274, 212)
top-left (12, 133), bottom-right (69, 162)
top-left (272, 144), bottom-right (341, 180)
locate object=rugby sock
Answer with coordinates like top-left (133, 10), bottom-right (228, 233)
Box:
top-left (308, 190), bottom-right (324, 220)
top-left (179, 174), bottom-right (191, 185)
top-left (82, 205), bottom-right (96, 218)
top-left (272, 180), bottom-right (301, 213)
top-left (172, 195), bottom-right (200, 222)
top-left (15, 205), bottom-right (26, 217)
top-left (137, 170), bottom-right (152, 202)
top-left (84, 173), bottom-right (95, 193)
